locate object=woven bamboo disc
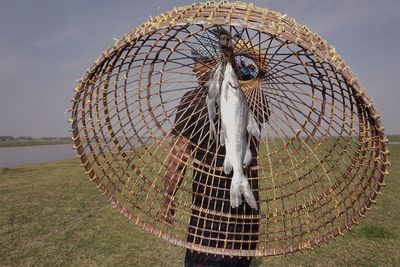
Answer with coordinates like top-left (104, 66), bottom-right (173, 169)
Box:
top-left (71, 1), bottom-right (390, 257)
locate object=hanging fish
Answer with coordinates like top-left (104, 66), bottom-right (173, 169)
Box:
top-left (205, 64), bottom-right (223, 140)
top-left (220, 61), bottom-right (260, 210)
top-left (206, 28), bottom-right (260, 210)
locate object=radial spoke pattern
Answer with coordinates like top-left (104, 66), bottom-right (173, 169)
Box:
top-left (71, 2), bottom-right (389, 257)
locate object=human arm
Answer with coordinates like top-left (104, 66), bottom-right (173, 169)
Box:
top-left (159, 135), bottom-right (192, 224)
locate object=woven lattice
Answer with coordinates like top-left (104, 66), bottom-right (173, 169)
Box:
top-left (71, 1), bottom-right (390, 257)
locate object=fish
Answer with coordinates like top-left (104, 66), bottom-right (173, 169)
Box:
top-left (219, 61), bottom-right (260, 210)
top-left (205, 28), bottom-right (260, 209)
top-left (206, 64), bottom-right (223, 140)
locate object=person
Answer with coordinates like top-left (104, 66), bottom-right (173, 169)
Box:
top-left (159, 29), bottom-right (269, 267)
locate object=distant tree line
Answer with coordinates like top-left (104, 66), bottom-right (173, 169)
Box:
top-left (0, 136), bottom-right (70, 141)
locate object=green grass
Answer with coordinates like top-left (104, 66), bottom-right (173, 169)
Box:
top-left (0, 140), bottom-right (72, 147)
top-left (0, 144), bottom-right (399, 266)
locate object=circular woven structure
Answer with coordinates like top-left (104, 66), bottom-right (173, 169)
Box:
top-left (71, 1), bottom-right (390, 257)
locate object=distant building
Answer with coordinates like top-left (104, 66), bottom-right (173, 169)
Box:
top-left (40, 137), bottom-right (58, 141)
top-left (17, 136), bottom-right (34, 141)
top-left (0, 136), bottom-right (16, 141)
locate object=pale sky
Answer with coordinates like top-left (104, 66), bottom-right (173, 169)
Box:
top-left (0, 0), bottom-right (399, 138)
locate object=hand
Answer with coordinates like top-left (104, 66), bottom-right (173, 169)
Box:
top-left (158, 197), bottom-right (177, 225)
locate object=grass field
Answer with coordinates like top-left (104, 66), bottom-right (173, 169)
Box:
top-left (0, 140), bottom-right (72, 148)
top-left (0, 144), bottom-right (398, 266)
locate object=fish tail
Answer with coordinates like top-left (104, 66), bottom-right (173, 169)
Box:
top-left (230, 171), bottom-right (258, 210)
top-left (210, 121), bottom-right (217, 140)
top-left (240, 179), bottom-right (258, 210)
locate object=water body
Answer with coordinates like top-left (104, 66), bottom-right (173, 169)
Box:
top-left (1, 141), bottom-right (398, 169)
top-left (0, 144), bottom-right (76, 168)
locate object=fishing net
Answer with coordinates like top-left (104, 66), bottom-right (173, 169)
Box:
top-left (71, 1), bottom-right (389, 257)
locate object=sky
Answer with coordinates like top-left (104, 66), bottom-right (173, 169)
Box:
top-left (0, 0), bottom-right (399, 138)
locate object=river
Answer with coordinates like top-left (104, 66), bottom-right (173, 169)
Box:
top-left (1, 141), bottom-right (398, 169)
top-left (0, 144), bottom-right (76, 168)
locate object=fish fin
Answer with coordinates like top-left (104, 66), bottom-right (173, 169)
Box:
top-left (204, 78), bottom-right (211, 88)
top-left (230, 173), bottom-right (242, 209)
top-left (243, 144), bottom-right (252, 167)
top-left (247, 112), bottom-right (260, 140)
top-left (206, 94), bottom-right (217, 140)
top-left (210, 123), bottom-right (217, 140)
top-left (223, 156), bottom-right (232, 174)
top-left (260, 122), bottom-right (268, 139)
top-left (240, 179), bottom-right (258, 210)
top-left (220, 125), bottom-right (225, 146)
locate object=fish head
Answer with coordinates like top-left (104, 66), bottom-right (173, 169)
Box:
top-left (219, 34), bottom-right (233, 50)
top-left (209, 27), bottom-right (234, 51)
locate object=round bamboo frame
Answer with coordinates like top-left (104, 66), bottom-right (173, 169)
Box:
top-left (70, 1), bottom-right (390, 258)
